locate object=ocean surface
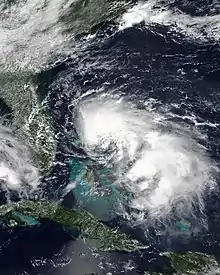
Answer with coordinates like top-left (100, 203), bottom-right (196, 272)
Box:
top-left (0, 0), bottom-right (220, 274)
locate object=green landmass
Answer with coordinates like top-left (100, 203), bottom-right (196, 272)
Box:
top-left (0, 200), bottom-right (218, 274)
top-left (0, 72), bottom-right (35, 127)
top-left (161, 251), bottom-right (219, 275)
top-left (0, 2), bottom-right (218, 275)
top-left (0, 71), bottom-right (56, 171)
top-left (0, 200), bottom-right (145, 252)
top-left (23, 104), bottom-right (56, 171)
top-left (144, 251), bottom-right (219, 274)
top-left (60, 0), bottom-right (135, 35)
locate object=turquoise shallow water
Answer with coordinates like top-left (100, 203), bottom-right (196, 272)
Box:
top-left (0, 0), bottom-right (220, 273)
top-left (69, 156), bottom-right (128, 221)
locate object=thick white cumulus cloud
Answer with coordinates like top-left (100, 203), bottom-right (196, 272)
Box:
top-left (119, 1), bottom-right (220, 42)
top-left (75, 95), bottom-right (216, 225)
top-left (0, 126), bottom-right (39, 194)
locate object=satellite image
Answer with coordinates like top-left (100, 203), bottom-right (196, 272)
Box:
top-left (0, 0), bottom-right (220, 274)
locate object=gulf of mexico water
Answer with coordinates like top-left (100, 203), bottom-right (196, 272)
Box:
top-left (1, 0), bottom-right (220, 274)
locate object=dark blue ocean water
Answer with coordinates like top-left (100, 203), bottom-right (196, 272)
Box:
top-left (1, 1), bottom-right (220, 273)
